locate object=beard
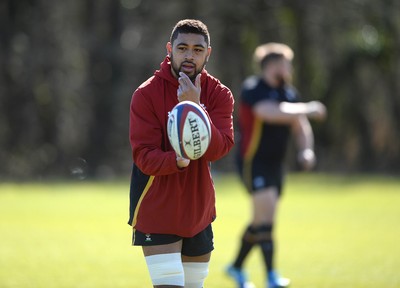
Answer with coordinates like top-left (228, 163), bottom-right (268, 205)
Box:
top-left (170, 53), bottom-right (207, 81)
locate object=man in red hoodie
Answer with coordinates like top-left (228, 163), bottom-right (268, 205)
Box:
top-left (128, 19), bottom-right (234, 287)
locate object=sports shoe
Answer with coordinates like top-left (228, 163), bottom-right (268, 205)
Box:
top-left (225, 265), bottom-right (255, 288)
top-left (267, 270), bottom-right (290, 288)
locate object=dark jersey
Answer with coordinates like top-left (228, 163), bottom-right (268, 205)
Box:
top-left (238, 76), bottom-right (298, 166)
top-left (237, 76), bottom-right (298, 193)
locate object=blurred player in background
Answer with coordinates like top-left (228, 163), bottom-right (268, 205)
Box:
top-left (226, 43), bottom-right (326, 288)
top-left (128, 19), bottom-right (234, 288)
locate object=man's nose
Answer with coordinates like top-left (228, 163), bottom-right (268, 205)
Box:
top-left (184, 49), bottom-right (194, 60)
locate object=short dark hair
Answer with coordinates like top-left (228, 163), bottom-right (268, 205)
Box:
top-left (170, 19), bottom-right (210, 46)
top-left (253, 43), bottom-right (294, 70)
top-left (260, 53), bottom-right (285, 69)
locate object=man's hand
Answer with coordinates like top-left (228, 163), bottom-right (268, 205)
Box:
top-left (176, 155), bottom-right (190, 168)
top-left (298, 149), bottom-right (316, 171)
top-left (306, 101), bottom-right (327, 121)
top-left (177, 72), bottom-right (201, 104)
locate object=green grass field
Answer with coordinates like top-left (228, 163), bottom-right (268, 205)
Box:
top-left (1, 173), bottom-right (399, 287)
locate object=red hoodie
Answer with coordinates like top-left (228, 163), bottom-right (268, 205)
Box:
top-left (128, 57), bottom-right (234, 237)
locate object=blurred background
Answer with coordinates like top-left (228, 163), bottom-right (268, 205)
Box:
top-left (1, 0), bottom-right (400, 180)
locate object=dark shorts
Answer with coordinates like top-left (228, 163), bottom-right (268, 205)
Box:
top-left (132, 224), bottom-right (214, 257)
top-left (237, 156), bottom-right (284, 196)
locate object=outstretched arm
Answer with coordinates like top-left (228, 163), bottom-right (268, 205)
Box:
top-left (253, 99), bottom-right (326, 170)
top-left (253, 100), bottom-right (326, 125)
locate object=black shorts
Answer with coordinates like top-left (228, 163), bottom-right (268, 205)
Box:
top-left (237, 156), bottom-right (284, 196)
top-left (132, 224), bottom-right (214, 257)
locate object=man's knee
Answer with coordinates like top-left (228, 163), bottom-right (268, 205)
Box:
top-left (183, 262), bottom-right (209, 288)
top-left (145, 253), bottom-right (184, 286)
top-left (243, 224), bottom-right (273, 243)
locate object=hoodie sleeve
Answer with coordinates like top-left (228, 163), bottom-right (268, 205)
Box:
top-left (202, 85), bottom-right (235, 161)
top-left (130, 88), bottom-right (181, 176)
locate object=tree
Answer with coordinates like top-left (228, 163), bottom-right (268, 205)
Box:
top-left (1, 0), bottom-right (399, 179)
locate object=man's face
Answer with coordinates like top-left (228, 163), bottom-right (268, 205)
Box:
top-left (263, 58), bottom-right (293, 87)
top-left (166, 33), bottom-right (211, 81)
top-left (274, 58), bottom-right (293, 86)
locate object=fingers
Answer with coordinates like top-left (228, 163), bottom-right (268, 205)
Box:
top-left (176, 155), bottom-right (190, 168)
top-left (195, 73), bottom-right (201, 89)
top-left (178, 72), bottom-right (201, 88)
top-left (308, 101), bottom-right (327, 121)
top-left (177, 72), bottom-right (201, 104)
top-left (298, 149), bottom-right (316, 171)
top-left (177, 85), bottom-right (183, 97)
top-left (178, 72), bottom-right (193, 87)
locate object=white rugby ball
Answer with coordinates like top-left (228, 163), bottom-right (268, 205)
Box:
top-left (167, 101), bottom-right (211, 160)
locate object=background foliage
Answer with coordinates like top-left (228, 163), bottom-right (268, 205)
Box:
top-left (1, 0), bottom-right (400, 179)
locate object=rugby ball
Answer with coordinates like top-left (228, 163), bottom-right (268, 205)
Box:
top-left (167, 101), bottom-right (211, 160)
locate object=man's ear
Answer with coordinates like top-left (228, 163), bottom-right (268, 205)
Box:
top-left (206, 46), bottom-right (212, 62)
top-left (166, 42), bottom-right (172, 57)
